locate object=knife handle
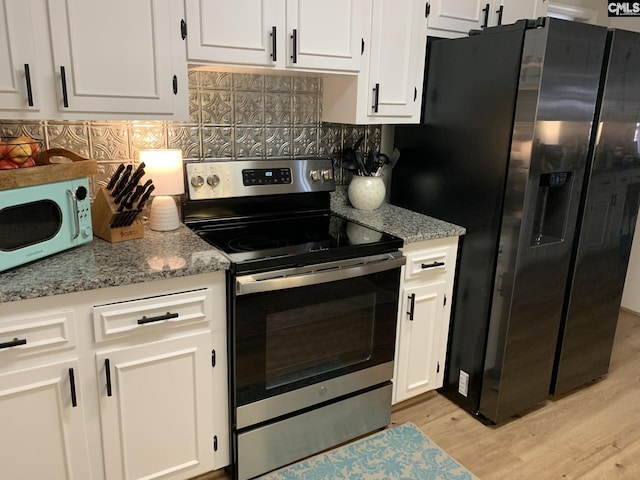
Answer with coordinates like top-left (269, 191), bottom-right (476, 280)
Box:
top-left (106, 163), bottom-right (125, 190)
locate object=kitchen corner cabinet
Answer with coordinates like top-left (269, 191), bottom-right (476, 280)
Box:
top-left (425, 0), bottom-right (548, 36)
top-left (0, 0), bottom-right (188, 120)
top-left (392, 236), bottom-right (459, 404)
top-left (185, 0), bottom-right (362, 73)
top-left (0, 273), bottom-right (228, 480)
top-left (322, 0), bottom-right (428, 124)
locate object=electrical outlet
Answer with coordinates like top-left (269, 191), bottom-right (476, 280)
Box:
top-left (458, 370), bottom-right (469, 397)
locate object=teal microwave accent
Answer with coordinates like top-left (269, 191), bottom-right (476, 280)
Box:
top-left (0, 178), bottom-right (93, 272)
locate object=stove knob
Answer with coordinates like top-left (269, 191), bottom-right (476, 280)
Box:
top-left (322, 169), bottom-right (333, 181)
top-left (310, 170), bottom-right (320, 182)
top-left (207, 174), bottom-right (220, 188)
top-left (190, 175), bottom-right (205, 188)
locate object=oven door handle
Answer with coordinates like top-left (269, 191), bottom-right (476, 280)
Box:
top-left (236, 252), bottom-right (406, 295)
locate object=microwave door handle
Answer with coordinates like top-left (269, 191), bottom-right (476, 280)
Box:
top-left (236, 253), bottom-right (406, 296)
top-left (67, 189), bottom-right (80, 240)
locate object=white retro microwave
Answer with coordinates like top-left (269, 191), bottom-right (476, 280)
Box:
top-left (0, 178), bottom-right (93, 272)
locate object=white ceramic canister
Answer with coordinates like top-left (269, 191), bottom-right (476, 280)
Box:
top-left (348, 175), bottom-right (386, 211)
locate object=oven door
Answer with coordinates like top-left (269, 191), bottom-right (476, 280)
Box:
top-left (233, 252), bottom-right (404, 428)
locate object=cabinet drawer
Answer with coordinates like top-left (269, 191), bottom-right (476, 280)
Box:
top-left (404, 245), bottom-right (452, 282)
top-left (0, 310), bottom-right (76, 358)
top-left (93, 288), bottom-right (212, 342)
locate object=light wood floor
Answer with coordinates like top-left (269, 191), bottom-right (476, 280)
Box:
top-left (197, 309), bottom-right (640, 480)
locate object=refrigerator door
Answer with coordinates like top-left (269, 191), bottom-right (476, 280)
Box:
top-left (391, 21), bottom-right (529, 416)
top-left (479, 19), bottom-right (607, 423)
top-left (552, 29), bottom-right (640, 396)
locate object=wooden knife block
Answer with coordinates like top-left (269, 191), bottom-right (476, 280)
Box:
top-left (91, 187), bottom-right (144, 243)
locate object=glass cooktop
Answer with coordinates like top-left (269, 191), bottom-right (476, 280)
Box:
top-left (192, 213), bottom-right (403, 272)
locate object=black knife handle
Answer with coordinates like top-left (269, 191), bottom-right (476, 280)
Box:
top-left (112, 165), bottom-right (132, 197)
top-left (136, 184), bottom-right (155, 210)
top-left (106, 164), bottom-right (125, 190)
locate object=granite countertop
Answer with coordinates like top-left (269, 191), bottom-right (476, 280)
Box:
top-left (0, 225), bottom-right (229, 304)
top-left (331, 188), bottom-right (466, 243)
top-left (1, 190), bottom-right (464, 305)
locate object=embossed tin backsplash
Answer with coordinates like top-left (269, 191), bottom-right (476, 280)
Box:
top-left (0, 71), bottom-right (380, 192)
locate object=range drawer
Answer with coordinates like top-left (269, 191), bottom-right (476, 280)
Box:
top-left (93, 288), bottom-right (212, 342)
top-left (0, 310), bottom-right (76, 359)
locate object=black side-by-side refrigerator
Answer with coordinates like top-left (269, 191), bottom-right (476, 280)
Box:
top-left (390, 18), bottom-right (640, 424)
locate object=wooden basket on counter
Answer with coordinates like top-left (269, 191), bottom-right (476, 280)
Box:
top-left (0, 147), bottom-right (97, 191)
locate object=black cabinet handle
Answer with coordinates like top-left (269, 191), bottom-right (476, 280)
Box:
top-left (496, 5), bottom-right (504, 25)
top-left (24, 64), bottom-right (34, 106)
top-left (482, 3), bottom-right (490, 28)
top-left (0, 337), bottom-right (27, 349)
top-left (60, 66), bottom-right (69, 108)
top-left (372, 83), bottom-right (380, 113)
top-left (105, 358), bottom-right (112, 397)
top-left (422, 261), bottom-right (445, 269)
top-left (69, 368), bottom-right (78, 408)
top-left (137, 312), bottom-right (179, 325)
top-left (180, 19), bottom-right (187, 40)
top-left (173, 75), bottom-right (178, 95)
top-left (407, 293), bottom-right (416, 321)
top-left (271, 26), bottom-right (277, 61)
top-left (291, 29), bottom-right (298, 63)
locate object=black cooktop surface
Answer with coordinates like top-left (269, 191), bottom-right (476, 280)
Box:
top-left (192, 213), bottom-right (403, 273)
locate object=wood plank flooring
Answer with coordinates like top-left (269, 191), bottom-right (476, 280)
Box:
top-left (196, 309), bottom-right (640, 479)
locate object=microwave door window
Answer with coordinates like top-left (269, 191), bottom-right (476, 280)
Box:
top-left (0, 201), bottom-right (62, 251)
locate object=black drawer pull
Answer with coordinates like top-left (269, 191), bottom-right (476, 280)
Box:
top-left (69, 368), bottom-right (78, 408)
top-left (372, 83), bottom-right (380, 112)
top-left (422, 261), bottom-right (445, 269)
top-left (105, 358), bottom-right (112, 397)
top-left (137, 312), bottom-right (179, 325)
top-left (407, 293), bottom-right (416, 321)
top-left (0, 337), bottom-right (27, 350)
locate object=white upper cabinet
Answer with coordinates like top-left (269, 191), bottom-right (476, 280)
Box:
top-left (185, 0), bottom-right (362, 73)
top-left (0, 0), bottom-right (188, 120)
top-left (46, 0), bottom-right (188, 119)
top-left (322, 0), bottom-right (427, 124)
top-left (0, 1), bottom-right (40, 112)
top-left (426, 0), bottom-right (547, 36)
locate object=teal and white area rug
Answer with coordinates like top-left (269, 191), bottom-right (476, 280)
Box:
top-left (257, 422), bottom-right (477, 479)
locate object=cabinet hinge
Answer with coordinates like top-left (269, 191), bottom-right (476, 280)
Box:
top-left (437, 361), bottom-right (440, 373)
top-left (211, 349), bottom-right (216, 368)
top-left (444, 295), bottom-right (447, 307)
top-left (213, 435), bottom-right (218, 452)
top-left (361, 38), bottom-right (365, 55)
top-left (425, 2), bottom-right (430, 17)
top-left (180, 19), bottom-right (187, 40)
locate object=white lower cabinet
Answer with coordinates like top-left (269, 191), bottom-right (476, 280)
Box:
top-left (393, 236), bottom-right (459, 404)
top-left (0, 272), bottom-right (228, 480)
top-left (0, 359), bottom-right (91, 480)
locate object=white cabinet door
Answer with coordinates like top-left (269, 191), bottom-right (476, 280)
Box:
top-left (96, 332), bottom-right (217, 480)
top-left (0, 0), bottom-right (40, 112)
top-left (46, 0), bottom-right (187, 118)
top-left (185, 0), bottom-right (284, 67)
top-left (499, 0), bottom-right (546, 26)
top-left (286, 0), bottom-right (362, 71)
top-left (394, 281), bottom-right (447, 403)
top-left (368, 0), bottom-right (424, 118)
top-left (427, 0), bottom-right (487, 33)
top-left (0, 360), bottom-right (91, 480)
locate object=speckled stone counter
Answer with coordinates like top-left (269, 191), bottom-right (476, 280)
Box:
top-left (331, 187), bottom-right (466, 243)
top-left (0, 225), bottom-right (229, 304)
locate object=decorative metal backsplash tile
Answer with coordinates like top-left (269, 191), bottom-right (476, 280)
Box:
top-left (0, 70), bottom-right (381, 188)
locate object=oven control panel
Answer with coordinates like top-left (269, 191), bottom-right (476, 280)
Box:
top-left (242, 168), bottom-right (292, 186)
top-left (185, 159), bottom-right (335, 200)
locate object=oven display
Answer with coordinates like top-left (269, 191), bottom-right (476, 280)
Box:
top-left (243, 168), bottom-right (292, 185)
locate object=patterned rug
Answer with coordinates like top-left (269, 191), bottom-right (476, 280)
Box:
top-left (257, 422), bottom-right (477, 479)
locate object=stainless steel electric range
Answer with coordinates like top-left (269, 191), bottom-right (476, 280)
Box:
top-left (183, 158), bottom-right (404, 480)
